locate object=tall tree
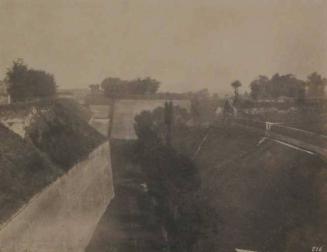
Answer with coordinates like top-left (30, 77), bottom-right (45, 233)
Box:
top-left (5, 59), bottom-right (28, 102)
top-left (306, 72), bottom-right (327, 98)
top-left (164, 101), bottom-right (174, 146)
top-left (231, 80), bottom-right (242, 102)
top-left (250, 75), bottom-right (269, 100)
top-left (5, 59), bottom-right (56, 102)
top-left (101, 77), bottom-right (124, 97)
top-left (142, 77), bottom-right (160, 94)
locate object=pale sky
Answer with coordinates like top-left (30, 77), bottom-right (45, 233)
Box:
top-left (0, 0), bottom-right (326, 94)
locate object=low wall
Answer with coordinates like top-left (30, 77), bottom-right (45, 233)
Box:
top-left (0, 141), bottom-right (114, 252)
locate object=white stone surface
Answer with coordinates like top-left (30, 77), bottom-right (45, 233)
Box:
top-left (0, 141), bottom-right (114, 252)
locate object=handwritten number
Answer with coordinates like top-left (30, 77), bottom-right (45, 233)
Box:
top-left (312, 246), bottom-right (323, 252)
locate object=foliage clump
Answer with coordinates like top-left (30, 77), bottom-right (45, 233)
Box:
top-left (133, 105), bottom-right (218, 251)
top-left (101, 77), bottom-right (160, 97)
top-left (25, 99), bottom-right (105, 169)
top-left (5, 59), bottom-right (56, 102)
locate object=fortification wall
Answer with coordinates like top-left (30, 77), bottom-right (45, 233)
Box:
top-left (0, 141), bottom-right (114, 252)
top-left (89, 105), bottom-right (111, 137)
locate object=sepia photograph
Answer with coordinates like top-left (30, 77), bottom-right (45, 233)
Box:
top-left (0, 0), bottom-right (326, 251)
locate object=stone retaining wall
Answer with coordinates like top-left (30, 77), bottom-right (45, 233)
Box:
top-left (0, 141), bottom-right (114, 252)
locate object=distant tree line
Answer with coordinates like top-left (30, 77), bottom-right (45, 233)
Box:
top-left (4, 59), bottom-right (56, 102)
top-left (101, 77), bottom-right (160, 97)
top-left (249, 73), bottom-right (327, 100)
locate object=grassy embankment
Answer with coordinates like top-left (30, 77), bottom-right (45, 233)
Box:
top-left (173, 124), bottom-right (327, 252)
top-left (0, 99), bottom-right (105, 224)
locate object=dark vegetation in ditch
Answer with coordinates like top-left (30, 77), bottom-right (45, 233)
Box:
top-left (88, 100), bottom-right (327, 251)
top-left (86, 139), bottom-right (167, 252)
top-left (132, 104), bottom-right (327, 252)
top-left (132, 107), bottom-right (219, 252)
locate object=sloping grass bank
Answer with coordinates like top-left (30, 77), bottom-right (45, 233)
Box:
top-left (0, 99), bottom-right (105, 224)
top-left (175, 125), bottom-right (327, 252)
top-left (25, 99), bottom-right (104, 169)
top-left (0, 123), bottom-right (61, 223)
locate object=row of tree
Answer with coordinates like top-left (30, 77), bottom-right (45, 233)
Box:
top-left (100, 76), bottom-right (160, 97)
top-left (229, 73), bottom-right (327, 102)
top-left (4, 59), bottom-right (56, 102)
top-left (248, 73), bottom-right (326, 100)
top-left (4, 58), bottom-right (326, 105)
top-left (4, 60), bottom-right (161, 103)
